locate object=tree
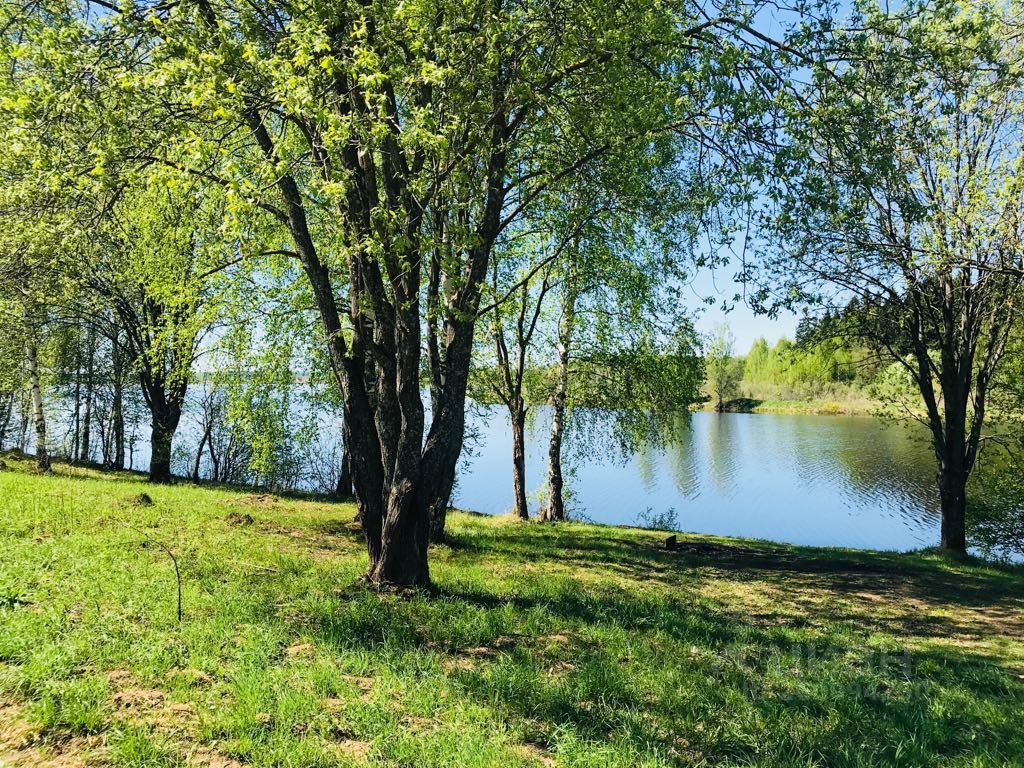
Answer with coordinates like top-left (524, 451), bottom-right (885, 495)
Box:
top-left (760, 0), bottom-right (1024, 554)
top-left (540, 233), bottom-right (706, 522)
top-left (3, 0), bottom-right (807, 585)
top-left (706, 325), bottom-right (741, 412)
top-left (473, 247), bottom-right (554, 522)
top-left (87, 182), bottom-right (225, 483)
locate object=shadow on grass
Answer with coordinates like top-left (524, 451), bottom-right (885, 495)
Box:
top-left (304, 530), bottom-right (1024, 765)
top-left (442, 522), bottom-right (1024, 640)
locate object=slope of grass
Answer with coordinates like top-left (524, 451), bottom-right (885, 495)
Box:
top-left (1, 454), bottom-right (1022, 767)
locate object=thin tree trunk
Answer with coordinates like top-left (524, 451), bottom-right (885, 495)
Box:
top-left (72, 343), bottom-right (81, 463)
top-left (111, 334), bottom-right (125, 470)
top-left (26, 334), bottom-right (50, 472)
top-left (80, 331), bottom-right (94, 464)
top-left (208, 437), bottom-right (220, 482)
top-left (18, 389), bottom-right (29, 451)
top-left (510, 403), bottom-right (529, 520)
top-left (543, 282), bottom-right (575, 522)
top-left (0, 392), bottom-right (13, 449)
top-left (192, 424), bottom-right (211, 483)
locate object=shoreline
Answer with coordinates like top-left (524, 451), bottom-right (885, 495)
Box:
top-left (696, 397), bottom-right (880, 416)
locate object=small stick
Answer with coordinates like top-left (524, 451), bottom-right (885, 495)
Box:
top-left (124, 521), bottom-right (183, 623)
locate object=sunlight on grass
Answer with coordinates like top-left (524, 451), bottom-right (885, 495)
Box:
top-left (1, 455), bottom-right (1022, 767)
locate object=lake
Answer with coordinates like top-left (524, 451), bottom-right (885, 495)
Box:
top-left (28, 396), bottom-right (991, 554)
top-left (455, 408), bottom-right (944, 552)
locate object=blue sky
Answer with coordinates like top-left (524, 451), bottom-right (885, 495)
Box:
top-left (687, 256), bottom-right (799, 352)
top-left (678, 0), bottom-right (860, 352)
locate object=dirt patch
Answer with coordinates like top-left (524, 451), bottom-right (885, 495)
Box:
top-left (229, 494), bottom-right (277, 507)
top-left (512, 743), bottom-right (556, 766)
top-left (328, 739), bottom-right (371, 760)
top-left (402, 714), bottom-right (436, 731)
top-left (541, 633), bottom-right (572, 645)
top-left (442, 657), bottom-right (476, 673)
top-left (224, 512), bottom-right (255, 527)
top-left (113, 686), bottom-right (165, 710)
top-left (341, 675), bottom-right (374, 698)
top-left (284, 642), bottom-right (316, 659)
top-left (0, 701), bottom-right (91, 768)
top-left (0, 702), bottom-right (37, 750)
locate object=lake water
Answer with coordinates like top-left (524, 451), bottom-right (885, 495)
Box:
top-left (455, 409), bottom-right (944, 552)
top-left (23, 396), bottom-right (982, 553)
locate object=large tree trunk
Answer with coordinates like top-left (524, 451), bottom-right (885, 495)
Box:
top-left (26, 335), bottom-right (50, 472)
top-left (936, 382), bottom-right (970, 556)
top-left (232, 86), bottom-right (503, 585)
top-left (148, 402), bottom-right (180, 484)
top-left (938, 463), bottom-right (967, 554)
top-left (910, 292), bottom-right (992, 559)
top-left (510, 402), bottom-right (529, 520)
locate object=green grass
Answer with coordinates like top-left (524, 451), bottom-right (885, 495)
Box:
top-left (699, 398), bottom-right (880, 416)
top-left (1, 454), bottom-right (1023, 767)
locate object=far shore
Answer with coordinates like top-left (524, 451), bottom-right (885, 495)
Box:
top-left (696, 397), bottom-right (880, 416)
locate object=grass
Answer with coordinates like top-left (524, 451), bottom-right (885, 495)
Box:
top-left (1, 453), bottom-right (1023, 767)
top-left (698, 398), bottom-right (880, 416)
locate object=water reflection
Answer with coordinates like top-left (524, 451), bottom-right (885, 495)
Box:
top-left (455, 409), bottom-right (945, 552)
top-left (665, 416), bottom-right (700, 499)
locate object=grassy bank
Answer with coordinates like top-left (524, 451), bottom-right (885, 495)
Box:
top-left (1, 456), bottom-right (1023, 767)
top-left (698, 397), bottom-right (880, 416)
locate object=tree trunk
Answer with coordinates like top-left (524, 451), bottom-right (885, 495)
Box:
top-left (0, 392), bottom-right (14, 449)
top-left (208, 437), bottom-right (220, 482)
top-left (335, 434), bottom-right (353, 498)
top-left (79, 331), bottom-right (95, 464)
top-left (26, 335), bottom-right (50, 472)
top-left (423, 317), bottom-right (478, 544)
top-left (149, 403), bottom-right (180, 483)
top-left (192, 424), bottom-right (211, 483)
top-left (111, 335), bottom-right (125, 470)
top-left (510, 403), bottom-right (529, 520)
top-left (938, 464), bottom-right (967, 555)
top-left (543, 285), bottom-right (574, 523)
top-left (72, 345), bottom-right (81, 463)
top-left (936, 398), bottom-right (969, 556)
